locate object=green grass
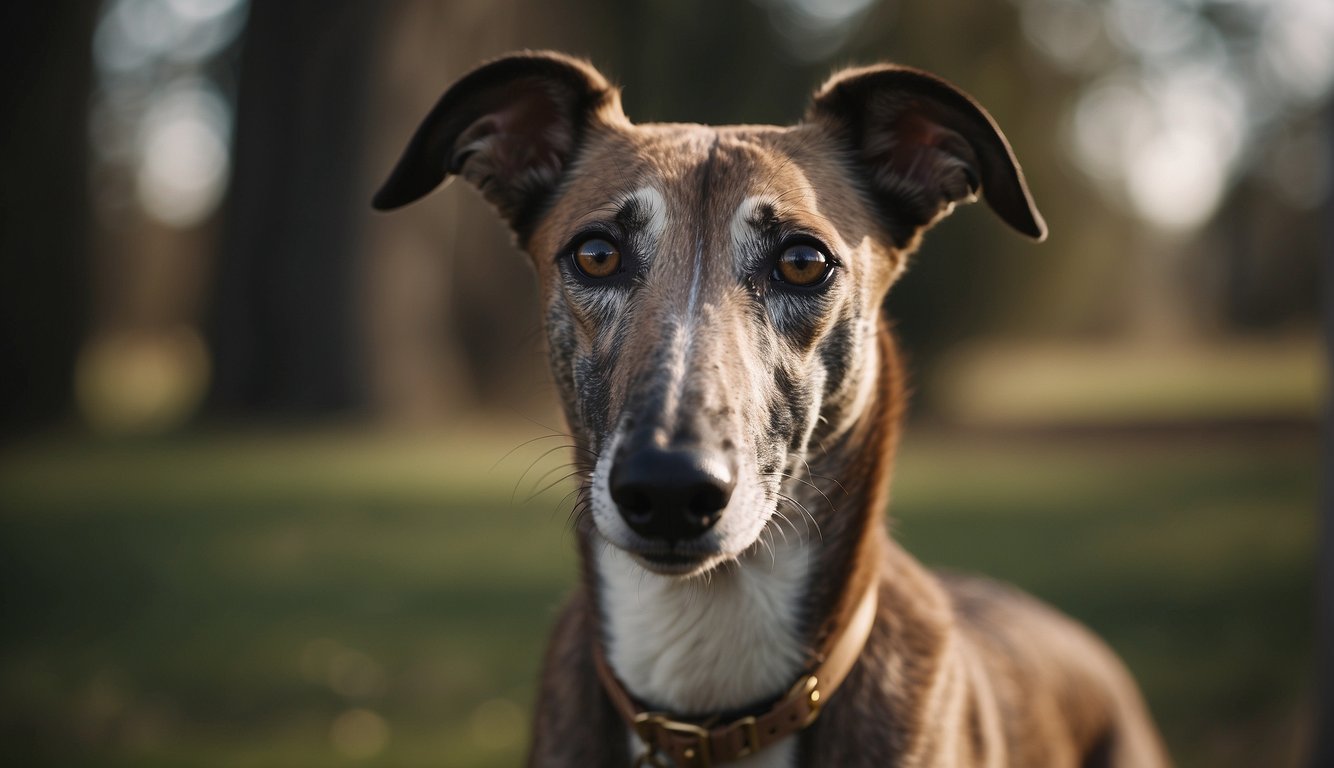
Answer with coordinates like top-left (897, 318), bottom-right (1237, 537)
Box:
top-left (935, 337), bottom-right (1324, 425)
top-left (0, 428), bottom-right (1316, 767)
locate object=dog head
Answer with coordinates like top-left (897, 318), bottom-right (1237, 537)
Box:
top-left (375, 51), bottom-right (1044, 577)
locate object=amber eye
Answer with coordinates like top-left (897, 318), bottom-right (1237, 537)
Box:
top-left (572, 237), bottom-right (622, 279)
top-left (772, 244), bottom-right (832, 287)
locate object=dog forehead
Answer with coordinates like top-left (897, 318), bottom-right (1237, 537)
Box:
top-left (533, 124), bottom-right (828, 250)
top-left (642, 126), bottom-right (821, 218)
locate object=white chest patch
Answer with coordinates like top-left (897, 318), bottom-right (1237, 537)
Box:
top-left (598, 540), bottom-right (811, 768)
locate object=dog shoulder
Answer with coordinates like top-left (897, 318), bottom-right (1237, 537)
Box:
top-left (937, 569), bottom-right (1127, 695)
top-left (937, 571), bottom-right (1171, 767)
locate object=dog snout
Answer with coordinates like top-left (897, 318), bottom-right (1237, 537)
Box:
top-left (608, 446), bottom-right (736, 541)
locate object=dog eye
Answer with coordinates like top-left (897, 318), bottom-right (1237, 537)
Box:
top-left (772, 244), bottom-right (832, 287)
top-left (572, 238), bottom-right (622, 279)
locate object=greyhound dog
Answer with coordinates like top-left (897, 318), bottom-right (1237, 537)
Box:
top-left (374, 51), bottom-right (1170, 768)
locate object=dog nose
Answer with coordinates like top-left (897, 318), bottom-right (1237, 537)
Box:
top-left (609, 446), bottom-right (735, 541)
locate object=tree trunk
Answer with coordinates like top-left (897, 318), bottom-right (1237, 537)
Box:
top-left (206, 1), bottom-right (383, 418)
top-left (0, 3), bottom-right (96, 438)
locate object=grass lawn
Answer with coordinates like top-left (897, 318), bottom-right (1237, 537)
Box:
top-left (0, 426), bottom-right (1317, 767)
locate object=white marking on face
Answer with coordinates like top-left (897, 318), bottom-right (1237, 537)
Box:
top-left (626, 185), bottom-right (668, 242)
top-left (686, 233), bottom-right (704, 320)
top-left (674, 188), bottom-right (707, 401)
top-left (589, 430), bottom-right (626, 542)
top-left (730, 195), bottom-right (771, 260)
top-left (661, 235), bottom-right (706, 419)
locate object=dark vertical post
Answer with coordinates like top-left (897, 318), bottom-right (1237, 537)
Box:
top-left (0, 3), bottom-right (96, 438)
top-left (207, 1), bottom-right (383, 417)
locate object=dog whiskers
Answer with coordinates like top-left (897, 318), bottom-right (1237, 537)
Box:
top-left (775, 492), bottom-right (822, 543)
top-left (491, 431), bottom-right (593, 472)
top-left (525, 469), bottom-right (592, 504)
top-left (565, 500), bottom-right (592, 532)
top-left (800, 455), bottom-right (848, 497)
top-left (771, 470), bottom-right (838, 512)
top-left (769, 510), bottom-right (793, 546)
top-left (757, 527), bottom-right (777, 570)
top-left (512, 444), bottom-right (588, 505)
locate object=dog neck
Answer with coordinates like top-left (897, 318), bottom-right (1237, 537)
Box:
top-left (580, 322), bottom-right (903, 717)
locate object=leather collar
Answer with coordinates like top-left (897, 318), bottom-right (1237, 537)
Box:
top-left (594, 576), bottom-right (879, 767)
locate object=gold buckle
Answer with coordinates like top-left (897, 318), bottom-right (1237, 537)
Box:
top-left (787, 675), bottom-right (823, 727)
top-left (734, 715), bottom-right (760, 757)
top-left (633, 712), bottom-right (712, 767)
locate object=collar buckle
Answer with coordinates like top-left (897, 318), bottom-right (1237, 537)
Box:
top-left (634, 712), bottom-right (712, 767)
top-left (787, 674), bottom-right (823, 727)
top-left (597, 577), bottom-right (878, 766)
top-left (732, 715), bottom-right (760, 758)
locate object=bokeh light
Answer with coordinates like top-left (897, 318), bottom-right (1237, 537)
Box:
top-left (329, 708), bottom-right (390, 759)
top-left (91, 0), bottom-right (246, 228)
top-left (758, 0), bottom-right (883, 62)
top-left (1023, 0), bottom-right (1334, 231)
top-left (135, 79), bottom-right (230, 227)
top-left (75, 326), bottom-right (210, 435)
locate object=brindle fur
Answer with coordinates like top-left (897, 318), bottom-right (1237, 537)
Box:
top-left (375, 51), bottom-right (1170, 768)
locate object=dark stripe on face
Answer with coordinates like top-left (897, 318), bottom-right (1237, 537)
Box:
top-left (698, 135), bottom-right (724, 215)
top-left (767, 292), bottom-right (836, 350)
top-left (769, 365), bottom-right (814, 455)
top-left (574, 350), bottom-right (614, 441)
top-left (545, 303), bottom-right (581, 429)
top-left (818, 312), bottom-right (856, 401)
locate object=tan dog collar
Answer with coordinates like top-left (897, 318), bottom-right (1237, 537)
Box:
top-left (594, 578), bottom-right (879, 767)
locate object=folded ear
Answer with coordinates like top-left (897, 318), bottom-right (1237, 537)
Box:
top-left (372, 51), bottom-right (623, 234)
top-left (808, 64), bottom-right (1046, 244)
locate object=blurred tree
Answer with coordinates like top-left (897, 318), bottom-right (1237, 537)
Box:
top-left (364, 0), bottom-right (537, 422)
top-left (1215, 173), bottom-right (1323, 331)
top-left (206, 1), bottom-right (384, 417)
top-left (1007, 0), bottom-right (1330, 341)
top-left (0, 4), bottom-right (97, 437)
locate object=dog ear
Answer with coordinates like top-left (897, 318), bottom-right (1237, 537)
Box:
top-left (808, 64), bottom-right (1046, 243)
top-left (372, 51), bottom-right (623, 233)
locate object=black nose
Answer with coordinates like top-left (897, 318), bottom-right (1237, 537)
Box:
top-left (609, 446), bottom-right (735, 542)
